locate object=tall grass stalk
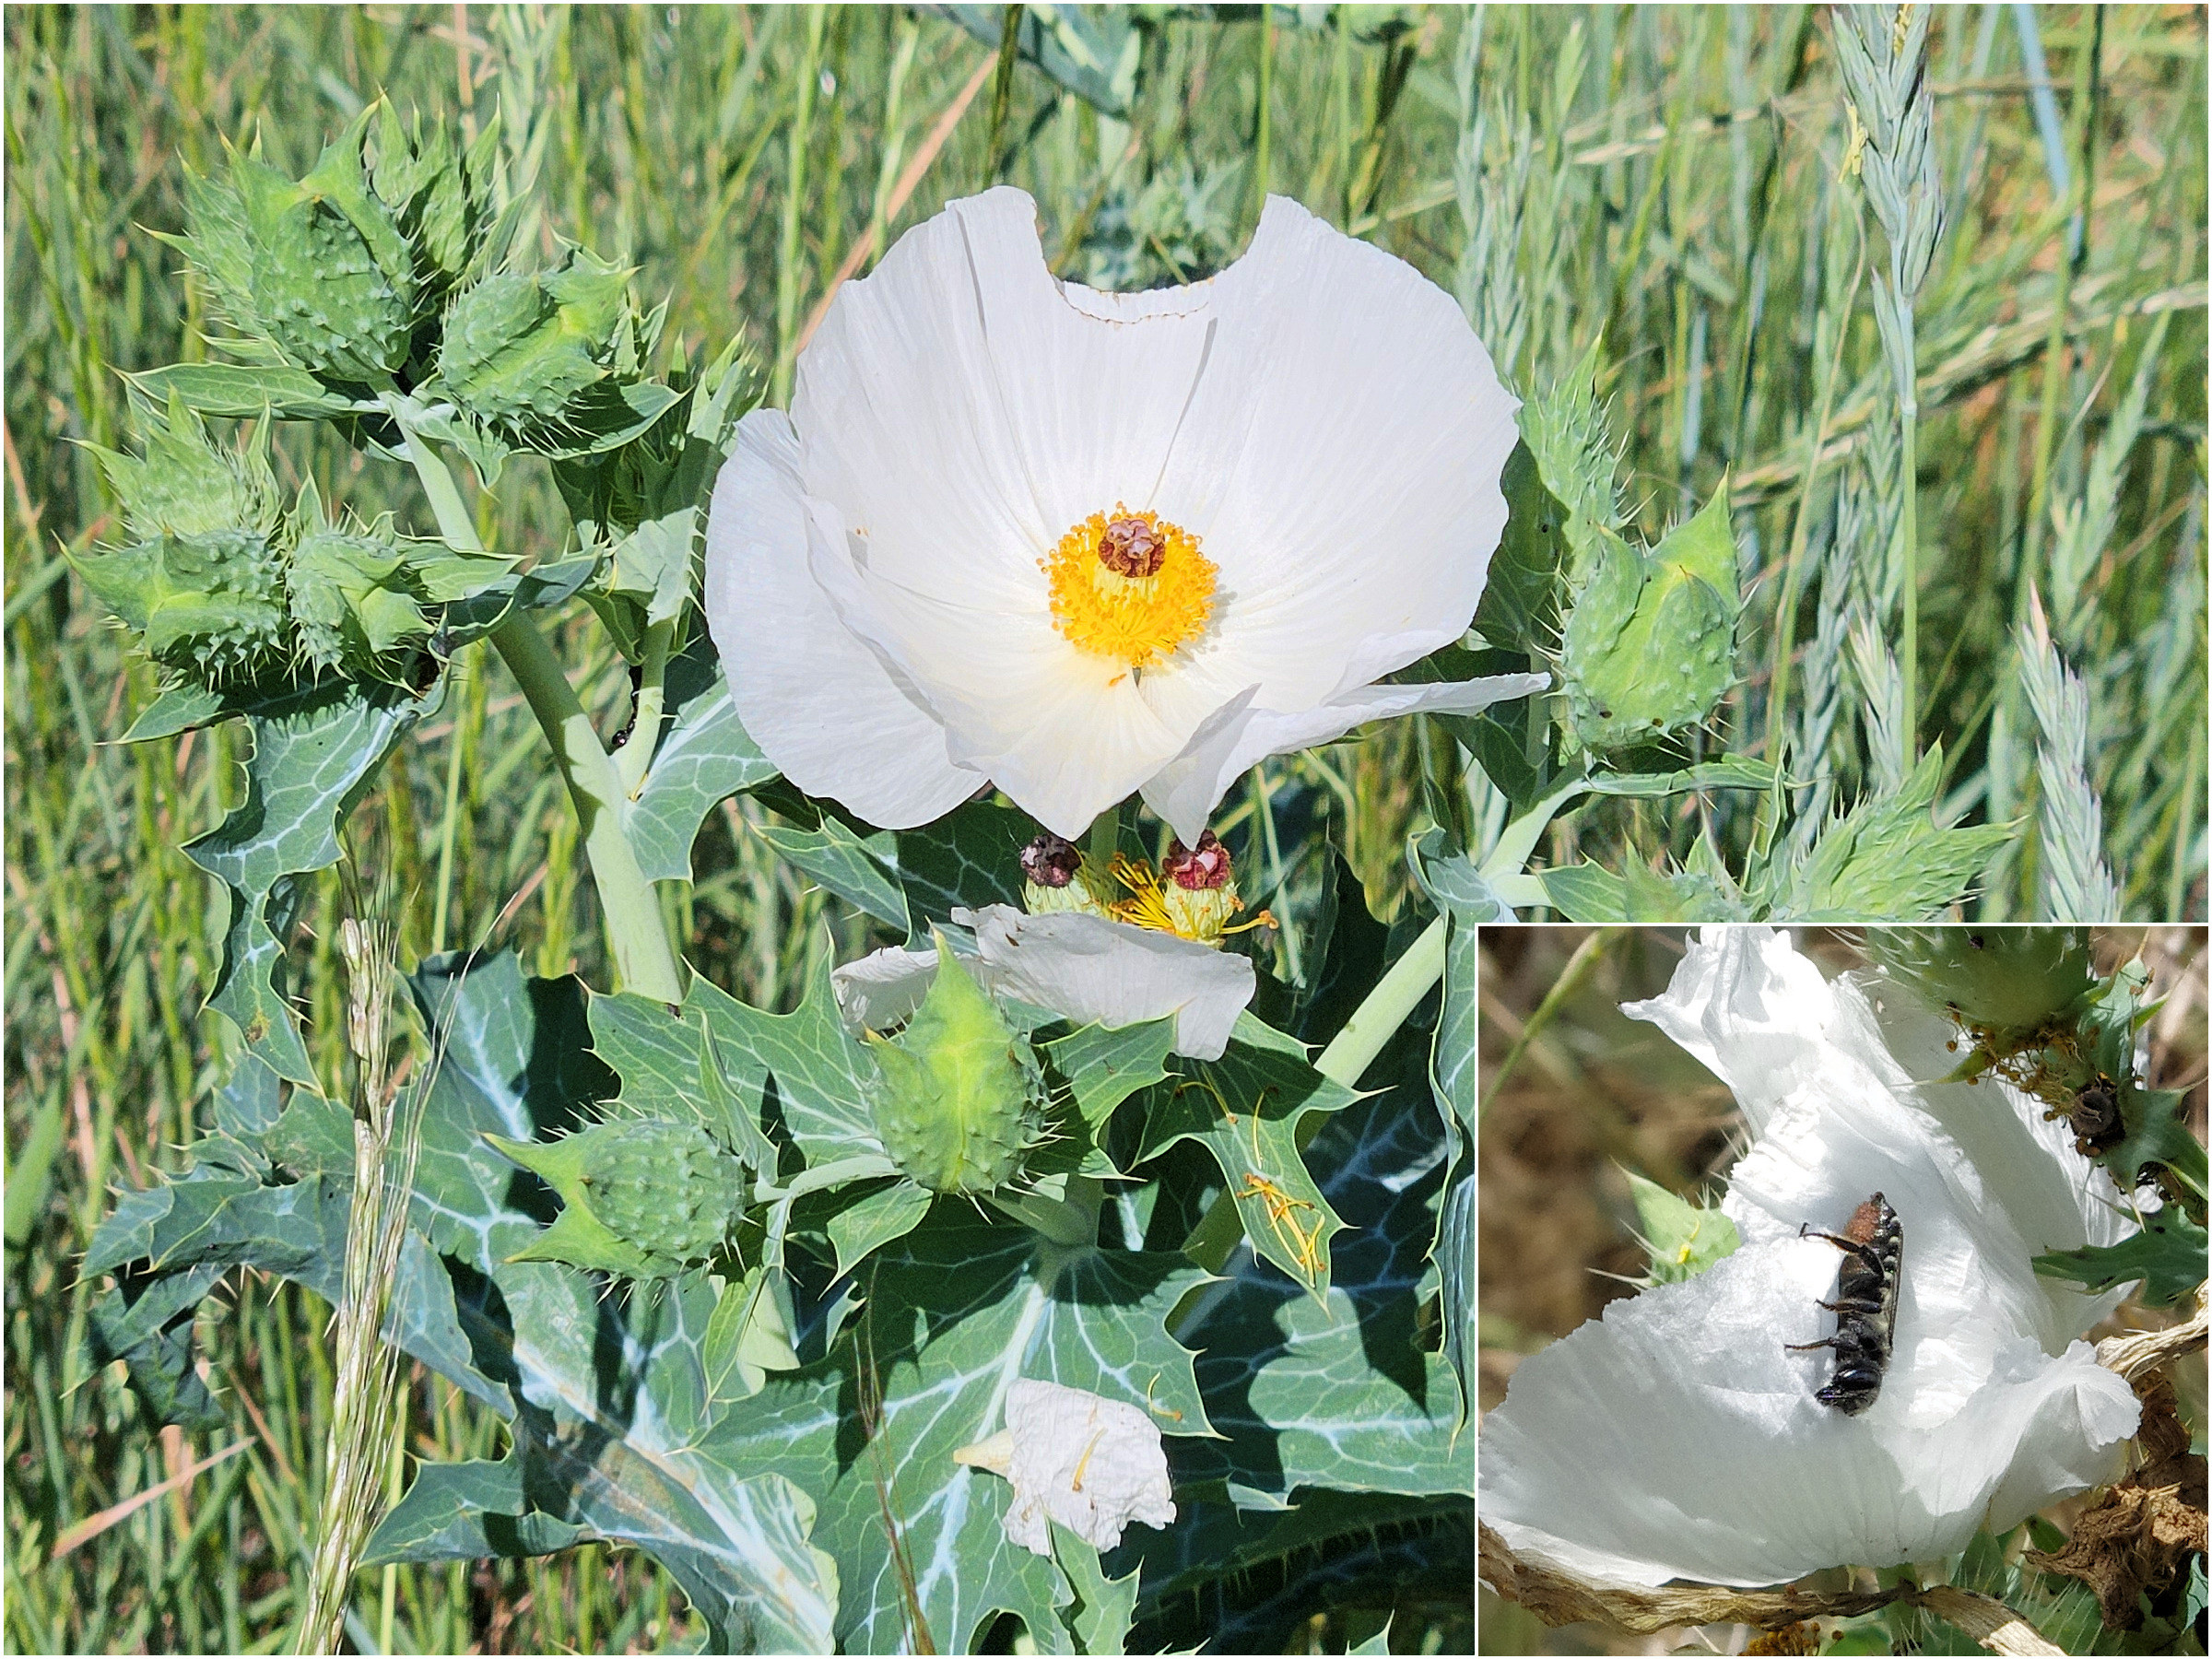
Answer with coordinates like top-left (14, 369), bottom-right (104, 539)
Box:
top-left (295, 870), bottom-right (424, 1654)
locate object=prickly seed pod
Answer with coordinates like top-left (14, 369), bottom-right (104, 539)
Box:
top-left (1559, 488), bottom-right (1739, 752)
top-left (167, 108), bottom-right (423, 386)
top-left (865, 934), bottom-right (1045, 1195)
top-left (287, 526), bottom-right (432, 677)
top-left (1018, 831), bottom-right (1114, 919)
top-left (85, 394), bottom-right (280, 542)
top-left (435, 247), bottom-right (641, 440)
top-left (75, 528), bottom-right (293, 688)
top-left (486, 1120), bottom-right (744, 1278)
top-left (1864, 926), bottom-right (2095, 1037)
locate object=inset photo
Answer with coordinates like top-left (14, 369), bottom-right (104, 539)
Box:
top-left (1477, 926), bottom-right (2206, 1656)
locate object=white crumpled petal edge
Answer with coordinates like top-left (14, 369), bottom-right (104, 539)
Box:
top-left (830, 905), bottom-right (1253, 1063)
top-left (958, 1379), bottom-right (1175, 1558)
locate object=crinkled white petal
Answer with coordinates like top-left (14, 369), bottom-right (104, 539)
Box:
top-left (998, 1379), bottom-right (1176, 1557)
top-left (702, 410), bottom-right (983, 828)
top-left (956, 903), bottom-right (1254, 1062)
top-left (1478, 1240), bottom-right (2138, 1587)
top-left (1482, 926), bottom-right (2144, 1588)
top-left (1141, 667), bottom-right (1547, 845)
top-left (1625, 927), bottom-right (2147, 1345)
top-left (831, 909), bottom-right (1253, 1062)
top-left (830, 944), bottom-right (939, 1034)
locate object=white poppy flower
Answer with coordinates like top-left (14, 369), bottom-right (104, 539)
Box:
top-left (1478, 927), bottom-right (2143, 1589)
top-left (953, 1378), bottom-right (1176, 1557)
top-left (830, 902), bottom-right (1253, 1063)
top-left (705, 186), bottom-right (1542, 841)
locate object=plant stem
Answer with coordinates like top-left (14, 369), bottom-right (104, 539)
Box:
top-left (491, 618), bottom-right (682, 999)
top-left (614, 616), bottom-right (673, 798)
top-left (392, 409), bottom-right (683, 1002)
top-left (1313, 915), bottom-right (1446, 1089)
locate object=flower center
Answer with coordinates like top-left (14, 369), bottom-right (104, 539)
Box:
top-left (1042, 506), bottom-right (1216, 673)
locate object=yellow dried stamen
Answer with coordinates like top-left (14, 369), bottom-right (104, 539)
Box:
top-left (1042, 505), bottom-right (1216, 673)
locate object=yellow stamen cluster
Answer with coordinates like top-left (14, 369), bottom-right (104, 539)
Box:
top-left (1041, 506), bottom-right (1216, 674)
top-left (1103, 853), bottom-right (1273, 947)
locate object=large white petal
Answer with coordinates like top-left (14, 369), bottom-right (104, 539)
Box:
top-left (957, 904), bottom-right (1254, 1062)
top-left (1149, 195), bottom-right (1523, 710)
top-left (702, 410), bottom-right (983, 828)
top-left (1140, 668), bottom-right (1547, 844)
top-left (830, 944), bottom-right (939, 1034)
top-left (794, 186), bottom-right (1218, 611)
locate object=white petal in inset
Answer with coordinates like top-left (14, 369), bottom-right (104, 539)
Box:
top-left (830, 906), bottom-right (1254, 1062)
top-left (1479, 926), bottom-right (2143, 1589)
top-left (954, 1379), bottom-right (1176, 1558)
top-left (705, 186), bottom-right (1533, 839)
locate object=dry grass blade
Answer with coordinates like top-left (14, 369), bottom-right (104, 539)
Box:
top-left (43, 1441), bottom-right (252, 1564)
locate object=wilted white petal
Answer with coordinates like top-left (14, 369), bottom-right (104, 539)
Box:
top-left (1481, 927), bottom-right (2143, 1589)
top-left (954, 903), bottom-right (1254, 1062)
top-left (956, 1379), bottom-right (1175, 1558)
top-left (830, 944), bottom-right (939, 1033)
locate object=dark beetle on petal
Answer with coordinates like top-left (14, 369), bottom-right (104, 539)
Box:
top-left (1783, 1192), bottom-right (1903, 1416)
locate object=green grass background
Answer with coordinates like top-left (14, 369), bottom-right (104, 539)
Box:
top-left (6, 5), bottom-right (2205, 1652)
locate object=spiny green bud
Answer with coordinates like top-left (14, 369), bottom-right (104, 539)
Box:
top-left (1559, 485), bottom-right (1739, 752)
top-left (487, 1120), bottom-right (744, 1278)
top-left (85, 393), bottom-right (279, 541)
top-left (287, 523), bottom-right (431, 677)
top-left (435, 247), bottom-right (643, 441)
top-left (1865, 926), bottom-right (2096, 1036)
top-left (73, 528), bottom-right (290, 687)
top-left (366, 100), bottom-right (507, 298)
top-left (171, 108), bottom-right (420, 384)
top-left (866, 934), bottom-right (1045, 1196)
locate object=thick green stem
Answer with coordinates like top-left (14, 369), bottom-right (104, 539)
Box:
top-left (489, 615), bottom-right (683, 1001)
top-left (615, 616), bottom-right (674, 798)
top-left (392, 411), bottom-right (683, 1002)
top-left (1314, 915), bottom-right (1446, 1089)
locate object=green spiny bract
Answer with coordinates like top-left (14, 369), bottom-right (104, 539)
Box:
top-left (1558, 484), bottom-right (1740, 753)
top-left (433, 246), bottom-right (659, 449)
top-left (73, 527), bottom-right (291, 688)
top-left (486, 1120), bottom-right (745, 1279)
top-left (1864, 926), bottom-right (2095, 1036)
top-left (865, 935), bottom-right (1046, 1196)
top-left (84, 394), bottom-right (280, 541)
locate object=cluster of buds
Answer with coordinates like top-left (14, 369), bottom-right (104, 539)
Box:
top-left (1018, 829), bottom-right (1271, 948)
top-left (74, 397), bottom-right (510, 694)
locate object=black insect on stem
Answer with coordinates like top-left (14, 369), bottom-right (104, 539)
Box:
top-left (1783, 1192), bottom-right (1903, 1417)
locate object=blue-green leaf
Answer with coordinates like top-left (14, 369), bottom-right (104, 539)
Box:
top-left (184, 680), bottom-right (432, 1084)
